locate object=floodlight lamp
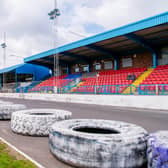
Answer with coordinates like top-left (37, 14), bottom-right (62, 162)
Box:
top-left (54, 8), bottom-right (57, 12)
top-left (56, 12), bottom-right (60, 16)
top-left (50, 16), bottom-right (54, 20)
top-left (56, 9), bottom-right (60, 16)
top-left (1, 43), bottom-right (7, 48)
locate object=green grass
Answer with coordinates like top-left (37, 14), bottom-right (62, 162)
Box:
top-left (0, 142), bottom-right (37, 168)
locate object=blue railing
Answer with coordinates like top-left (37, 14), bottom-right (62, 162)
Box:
top-left (8, 83), bottom-right (168, 95)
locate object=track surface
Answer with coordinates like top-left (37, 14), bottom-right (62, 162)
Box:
top-left (0, 97), bottom-right (168, 168)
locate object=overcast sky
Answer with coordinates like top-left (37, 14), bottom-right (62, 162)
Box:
top-left (0, 0), bottom-right (168, 68)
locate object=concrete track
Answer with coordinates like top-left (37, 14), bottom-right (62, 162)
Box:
top-left (0, 97), bottom-right (168, 168)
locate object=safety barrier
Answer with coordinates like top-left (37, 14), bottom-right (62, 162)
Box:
top-left (1, 83), bottom-right (168, 95)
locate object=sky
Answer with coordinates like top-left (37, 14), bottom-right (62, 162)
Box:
top-left (0, 0), bottom-right (168, 68)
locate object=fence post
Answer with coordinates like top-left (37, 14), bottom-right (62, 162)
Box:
top-left (116, 85), bottom-right (118, 95)
top-left (156, 84), bottom-right (158, 95)
top-left (130, 85), bottom-right (132, 95)
top-left (138, 85), bottom-right (141, 95)
top-left (145, 85), bottom-right (147, 95)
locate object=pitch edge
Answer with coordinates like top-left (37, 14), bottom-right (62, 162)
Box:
top-left (0, 137), bottom-right (45, 168)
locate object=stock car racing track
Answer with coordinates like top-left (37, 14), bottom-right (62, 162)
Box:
top-left (0, 97), bottom-right (168, 168)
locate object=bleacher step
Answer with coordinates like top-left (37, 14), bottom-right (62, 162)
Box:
top-left (122, 68), bottom-right (154, 94)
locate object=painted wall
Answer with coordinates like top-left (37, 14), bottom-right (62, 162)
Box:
top-left (0, 93), bottom-right (168, 110)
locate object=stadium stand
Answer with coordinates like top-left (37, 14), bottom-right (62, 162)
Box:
top-left (14, 65), bottom-right (168, 95)
top-left (139, 65), bottom-right (168, 93)
top-left (72, 67), bottom-right (147, 94)
top-left (29, 75), bottom-right (67, 92)
top-left (29, 74), bottom-right (82, 93)
top-left (0, 12), bottom-right (167, 95)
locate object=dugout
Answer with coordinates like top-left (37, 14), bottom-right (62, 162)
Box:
top-left (0, 63), bottom-right (51, 92)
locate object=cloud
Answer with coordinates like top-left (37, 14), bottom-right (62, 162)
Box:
top-left (0, 0), bottom-right (167, 68)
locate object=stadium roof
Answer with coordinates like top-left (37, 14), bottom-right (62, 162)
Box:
top-left (0, 64), bottom-right (24, 74)
top-left (0, 64), bottom-right (51, 81)
top-left (24, 11), bottom-right (168, 67)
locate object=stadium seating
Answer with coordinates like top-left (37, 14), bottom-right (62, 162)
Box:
top-left (29, 74), bottom-right (82, 93)
top-left (140, 65), bottom-right (168, 92)
top-left (29, 75), bottom-right (69, 92)
top-left (26, 65), bottom-right (168, 94)
top-left (73, 67), bottom-right (147, 94)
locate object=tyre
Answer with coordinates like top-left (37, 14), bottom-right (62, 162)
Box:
top-left (147, 131), bottom-right (168, 168)
top-left (49, 119), bottom-right (148, 168)
top-left (11, 109), bottom-right (72, 136)
top-left (0, 104), bottom-right (26, 120)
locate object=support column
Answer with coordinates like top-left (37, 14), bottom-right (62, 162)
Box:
top-left (33, 72), bottom-right (36, 81)
top-left (114, 59), bottom-right (118, 71)
top-left (153, 53), bottom-right (157, 68)
top-left (89, 63), bottom-right (92, 73)
top-left (66, 66), bottom-right (69, 75)
top-left (15, 71), bottom-right (17, 90)
top-left (0, 75), bottom-right (1, 91)
top-left (87, 64), bottom-right (90, 73)
top-left (88, 63), bottom-right (92, 73)
top-left (67, 65), bottom-right (71, 75)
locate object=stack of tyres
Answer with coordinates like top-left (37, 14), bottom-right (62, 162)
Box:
top-left (147, 131), bottom-right (168, 168)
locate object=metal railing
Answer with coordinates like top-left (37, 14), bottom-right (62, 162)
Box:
top-left (138, 84), bottom-right (168, 95)
top-left (1, 80), bottom-right (168, 95)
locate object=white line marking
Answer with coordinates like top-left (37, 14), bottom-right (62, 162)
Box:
top-left (0, 137), bottom-right (45, 168)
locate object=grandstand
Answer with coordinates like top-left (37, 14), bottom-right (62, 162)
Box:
top-left (139, 65), bottom-right (168, 94)
top-left (0, 12), bottom-right (168, 95)
top-left (72, 67), bottom-right (146, 94)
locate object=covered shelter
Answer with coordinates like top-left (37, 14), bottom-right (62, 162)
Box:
top-left (24, 12), bottom-right (168, 74)
top-left (0, 63), bottom-right (51, 91)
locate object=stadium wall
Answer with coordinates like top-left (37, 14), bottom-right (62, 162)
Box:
top-left (119, 52), bottom-right (153, 69)
top-left (68, 51), bottom-right (159, 74)
top-left (0, 93), bottom-right (168, 110)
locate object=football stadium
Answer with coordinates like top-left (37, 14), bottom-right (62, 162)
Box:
top-left (0, 12), bottom-right (168, 96)
top-left (0, 2), bottom-right (168, 168)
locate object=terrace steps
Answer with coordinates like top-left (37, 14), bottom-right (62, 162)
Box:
top-left (122, 68), bottom-right (154, 94)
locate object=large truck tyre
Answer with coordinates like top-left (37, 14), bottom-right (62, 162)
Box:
top-left (147, 131), bottom-right (168, 168)
top-left (11, 109), bottom-right (72, 136)
top-left (49, 119), bottom-right (148, 168)
top-left (0, 104), bottom-right (26, 120)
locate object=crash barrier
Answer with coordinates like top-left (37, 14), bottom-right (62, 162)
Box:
top-left (0, 104), bottom-right (26, 120)
top-left (49, 119), bottom-right (148, 168)
top-left (11, 109), bottom-right (72, 136)
top-left (147, 131), bottom-right (168, 168)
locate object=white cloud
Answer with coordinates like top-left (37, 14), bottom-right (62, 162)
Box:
top-left (0, 0), bottom-right (168, 68)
